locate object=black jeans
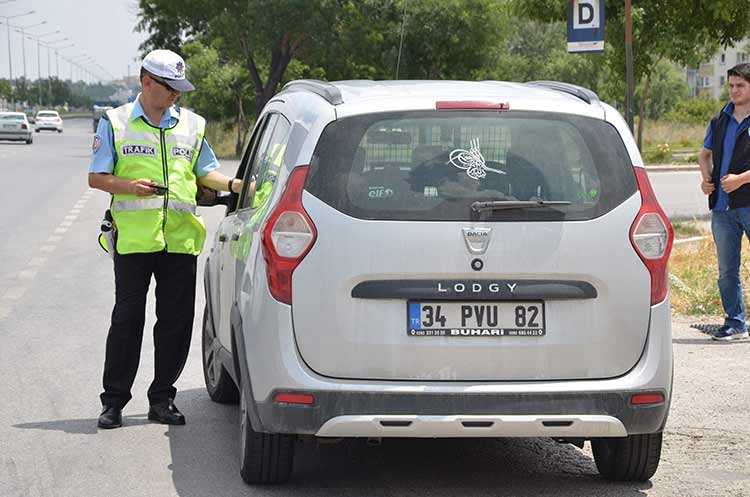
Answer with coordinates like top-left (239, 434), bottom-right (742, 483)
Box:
top-left (100, 251), bottom-right (197, 408)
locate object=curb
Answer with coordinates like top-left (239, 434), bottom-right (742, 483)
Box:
top-left (644, 164), bottom-right (699, 172)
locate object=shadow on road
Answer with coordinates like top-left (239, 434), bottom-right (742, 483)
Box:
top-left (163, 388), bottom-right (652, 497)
top-left (13, 416), bottom-right (151, 435)
top-left (673, 338), bottom-right (750, 346)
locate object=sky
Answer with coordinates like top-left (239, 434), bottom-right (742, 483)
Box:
top-left (0, 0), bottom-right (148, 82)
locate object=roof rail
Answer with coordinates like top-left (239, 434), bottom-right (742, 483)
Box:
top-left (281, 79), bottom-right (343, 105)
top-left (525, 81), bottom-right (600, 106)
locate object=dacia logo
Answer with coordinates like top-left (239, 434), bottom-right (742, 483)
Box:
top-left (121, 144), bottom-right (156, 157)
top-left (170, 146), bottom-right (194, 161)
top-left (462, 227), bottom-right (492, 255)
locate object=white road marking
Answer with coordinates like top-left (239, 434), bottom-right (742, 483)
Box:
top-left (28, 257), bottom-right (46, 267)
top-left (0, 189), bottom-right (94, 322)
top-left (2, 286), bottom-right (27, 301)
top-left (18, 269), bottom-right (38, 280)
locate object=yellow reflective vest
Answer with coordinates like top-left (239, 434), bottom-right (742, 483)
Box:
top-left (107, 102), bottom-right (206, 255)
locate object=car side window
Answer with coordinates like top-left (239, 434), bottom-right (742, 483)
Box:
top-left (239, 114), bottom-right (291, 210)
top-left (225, 116), bottom-right (271, 215)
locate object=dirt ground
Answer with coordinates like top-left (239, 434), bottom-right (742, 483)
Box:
top-left (633, 314), bottom-right (750, 496)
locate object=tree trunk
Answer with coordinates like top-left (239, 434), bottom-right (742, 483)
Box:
top-left (240, 31), bottom-right (301, 119)
top-left (636, 67), bottom-right (654, 151)
top-left (235, 91), bottom-right (245, 157)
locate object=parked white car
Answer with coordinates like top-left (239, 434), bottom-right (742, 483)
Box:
top-left (202, 79), bottom-right (674, 484)
top-left (0, 112), bottom-right (33, 144)
top-left (34, 110), bottom-right (63, 133)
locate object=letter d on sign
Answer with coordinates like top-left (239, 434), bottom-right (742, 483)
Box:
top-left (574, 0), bottom-right (599, 29)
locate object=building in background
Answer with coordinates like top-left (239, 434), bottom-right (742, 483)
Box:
top-left (688, 38), bottom-right (750, 99)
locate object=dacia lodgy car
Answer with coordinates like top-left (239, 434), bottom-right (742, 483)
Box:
top-left (202, 80), bottom-right (674, 484)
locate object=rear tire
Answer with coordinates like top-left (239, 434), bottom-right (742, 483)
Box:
top-left (201, 304), bottom-right (239, 403)
top-left (25, 138), bottom-right (32, 145)
top-left (239, 387), bottom-right (295, 484)
top-left (592, 432), bottom-right (663, 481)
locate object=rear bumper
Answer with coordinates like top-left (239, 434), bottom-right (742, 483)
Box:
top-left (237, 281), bottom-right (673, 439)
top-left (35, 124), bottom-right (62, 130)
top-left (0, 131), bottom-right (31, 140)
top-left (256, 390), bottom-right (666, 438)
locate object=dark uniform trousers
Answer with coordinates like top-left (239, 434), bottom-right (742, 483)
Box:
top-left (101, 250), bottom-right (197, 408)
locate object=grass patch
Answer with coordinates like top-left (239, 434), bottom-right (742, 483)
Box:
top-left (205, 120), bottom-right (253, 160)
top-left (669, 236), bottom-right (750, 316)
top-left (671, 221), bottom-right (704, 239)
top-left (641, 120), bottom-right (706, 164)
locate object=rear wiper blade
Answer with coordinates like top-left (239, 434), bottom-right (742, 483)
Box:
top-left (471, 200), bottom-right (572, 212)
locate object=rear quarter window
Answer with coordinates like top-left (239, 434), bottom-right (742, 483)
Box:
top-left (307, 111), bottom-right (637, 221)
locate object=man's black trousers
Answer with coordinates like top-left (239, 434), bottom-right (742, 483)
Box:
top-left (100, 251), bottom-right (197, 408)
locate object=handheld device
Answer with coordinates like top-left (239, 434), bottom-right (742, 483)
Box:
top-left (152, 183), bottom-right (168, 195)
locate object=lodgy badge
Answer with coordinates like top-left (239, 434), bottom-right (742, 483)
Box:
top-left (437, 282), bottom-right (518, 294)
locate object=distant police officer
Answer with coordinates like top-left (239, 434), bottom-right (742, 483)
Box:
top-left (88, 49), bottom-right (242, 429)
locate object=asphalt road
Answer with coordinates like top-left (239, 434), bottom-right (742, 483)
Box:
top-left (0, 119), bottom-right (747, 497)
top-left (648, 170), bottom-right (707, 221)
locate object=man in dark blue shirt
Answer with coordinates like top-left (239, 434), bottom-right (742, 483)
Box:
top-left (699, 63), bottom-right (750, 341)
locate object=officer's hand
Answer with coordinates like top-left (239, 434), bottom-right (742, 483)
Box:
top-left (721, 174), bottom-right (746, 194)
top-left (131, 178), bottom-right (159, 196)
top-left (701, 176), bottom-right (715, 195)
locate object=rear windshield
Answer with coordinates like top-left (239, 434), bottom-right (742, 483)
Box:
top-left (0, 114), bottom-right (25, 121)
top-left (307, 111), bottom-right (637, 221)
top-left (37, 112), bottom-right (58, 117)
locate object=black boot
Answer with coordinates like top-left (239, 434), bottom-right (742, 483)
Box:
top-left (148, 400), bottom-right (186, 425)
top-left (98, 405), bottom-right (122, 429)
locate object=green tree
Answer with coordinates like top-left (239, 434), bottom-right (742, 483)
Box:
top-left (0, 79), bottom-right (12, 102)
top-left (635, 61), bottom-right (689, 120)
top-left (386, 0), bottom-right (505, 79)
top-left (136, 0), bottom-right (516, 120)
top-left (180, 40), bottom-right (253, 155)
top-left (514, 0), bottom-right (750, 148)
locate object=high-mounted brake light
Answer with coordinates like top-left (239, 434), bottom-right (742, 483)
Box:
top-left (436, 101), bottom-right (510, 110)
top-left (261, 165), bottom-right (317, 305)
top-left (629, 167), bottom-right (674, 305)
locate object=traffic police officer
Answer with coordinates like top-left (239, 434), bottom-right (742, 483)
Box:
top-left (89, 49), bottom-right (242, 429)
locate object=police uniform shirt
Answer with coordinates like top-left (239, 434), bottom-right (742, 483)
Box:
top-left (89, 94), bottom-right (220, 176)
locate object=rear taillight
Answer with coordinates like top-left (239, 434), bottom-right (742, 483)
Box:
top-left (261, 165), bottom-right (317, 305)
top-left (629, 167), bottom-right (673, 305)
top-left (21, 123), bottom-right (27, 130)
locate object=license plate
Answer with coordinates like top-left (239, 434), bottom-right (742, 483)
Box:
top-left (2, 124), bottom-right (15, 129)
top-left (407, 301), bottom-right (545, 337)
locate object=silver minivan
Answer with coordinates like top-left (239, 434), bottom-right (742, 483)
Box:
top-left (202, 80), bottom-right (674, 484)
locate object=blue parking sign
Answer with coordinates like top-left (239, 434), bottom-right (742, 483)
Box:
top-left (567, 0), bottom-right (605, 53)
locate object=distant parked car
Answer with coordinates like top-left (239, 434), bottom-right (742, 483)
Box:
top-left (0, 112), bottom-right (33, 144)
top-left (35, 110), bottom-right (64, 133)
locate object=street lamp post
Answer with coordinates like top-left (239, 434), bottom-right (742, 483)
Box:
top-left (1, 10), bottom-right (35, 106)
top-left (13, 20), bottom-right (47, 80)
top-left (43, 39), bottom-right (69, 105)
top-left (24, 29), bottom-right (59, 80)
top-left (54, 44), bottom-right (74, 79)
